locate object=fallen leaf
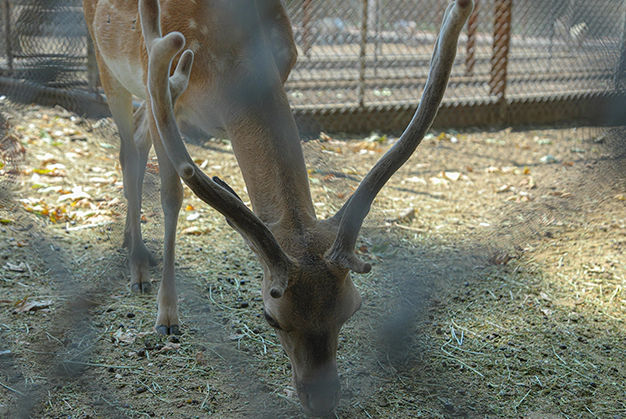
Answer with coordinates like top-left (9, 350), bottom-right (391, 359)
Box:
top-left (57, 187), bottom-right (91, 202)
top-left (443, 171), bottom-right (461, 182)
top-left (113, 328), bottom-right (137, 345)
top-left (540, 308), bottom-right (554, 317)
top-left (158, 342), bottom-right (181, 352)
top-left (341, 167), bottom-right (359, 175)
top-left (395, 207), bottom-right (416, 223)
top-left (429, 177), bottom-right (448, 186)
top-left (4, 262), bottom-right (27, 272)
top-left (186, 212), bottom-right (200, 221)
top-left (405, 176), bottom-right (427, 184)
top-left (540, 155), bottom-right (558, 164)
top-left (535, 138), bottom-right (552, 145)
top-left (319, 132), bottom-right (333, 142)
top-left (35, 153), bottom-right (57, 164)
top-left (181, 226), bottom-right (207, 235)
top-left (518, 177), bottom-right (536, 189)
top-left (195, 351), bottom-right (206, 365)
top-left (14, 299), bottom-right (53, 313)
top-left (488, 252), bottom-right (515, 265)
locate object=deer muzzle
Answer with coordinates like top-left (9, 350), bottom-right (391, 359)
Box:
top-left (296, 374), bottom-right (341, 417)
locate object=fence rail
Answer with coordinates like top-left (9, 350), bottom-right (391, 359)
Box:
top-left (0, 0), bottom-right (625, 132)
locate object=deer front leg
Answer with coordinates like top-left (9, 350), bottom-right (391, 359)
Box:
top-left (146, 99), bottom-right (182, 335)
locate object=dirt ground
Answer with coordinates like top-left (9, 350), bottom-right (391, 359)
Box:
top-left (0, 98), bottom-right (624, 419)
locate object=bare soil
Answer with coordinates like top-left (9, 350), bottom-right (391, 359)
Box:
top-left (0, 99), bottom-right (624, 419)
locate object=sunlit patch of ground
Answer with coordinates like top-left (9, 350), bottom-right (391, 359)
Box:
top-left (0, 99), bottom-right (624, 418)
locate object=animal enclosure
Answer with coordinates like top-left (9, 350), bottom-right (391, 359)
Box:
top-left (0, 0), bottom-right (625, 418)
top-left (0, 0), bottom-right (624, 131)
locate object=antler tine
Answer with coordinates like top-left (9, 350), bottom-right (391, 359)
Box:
top-left (139, 0), bottom-right (161, 49)
top-left (327, 0), bottom-right (474, 272)
top-left (170, 50), bottom-right (194, 103)
top-left (139, 0), bottom-right (299, 298)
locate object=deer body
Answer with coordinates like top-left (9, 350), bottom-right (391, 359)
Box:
top-left (83, 0), bottom-right (472, 415)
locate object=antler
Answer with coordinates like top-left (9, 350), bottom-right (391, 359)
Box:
top-left (139, 0), bottom-right (299, 298)
top-left (327, 0), bottom-right (474, 272)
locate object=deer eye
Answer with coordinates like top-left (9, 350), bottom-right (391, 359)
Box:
top-left (263, 310), bottom-right (282, 330)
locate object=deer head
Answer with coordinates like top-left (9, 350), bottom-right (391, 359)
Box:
top-left (138, 0), bottom-right (473, 415)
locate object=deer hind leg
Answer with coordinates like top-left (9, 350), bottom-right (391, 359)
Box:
top-left (145, 99), bottom-right (182, 335)
top-left (99, 66), bottom-right (155, 294)
top-left (123, 102), bottom-right (157, 267)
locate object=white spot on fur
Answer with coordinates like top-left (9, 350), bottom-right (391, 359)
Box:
top-left (102, 58), bottom-right (146, 98)
top-left (188, 40), bottom-right (201, 53)
top-left (189, 19), bottom-right (197, 29)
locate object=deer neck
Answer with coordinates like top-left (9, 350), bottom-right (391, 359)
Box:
top-left (223, 90), bottom-right (317, 229)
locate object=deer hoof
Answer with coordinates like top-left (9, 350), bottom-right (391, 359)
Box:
top-left (130, 257), bottom-right (152, 293)
top-left (131, 281), bottom-right (152, 293)
top-left (155, 324), bottom-right (180, 335)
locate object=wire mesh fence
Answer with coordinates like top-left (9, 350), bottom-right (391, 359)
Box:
top-left (0, 0), bottom-right (624, 131)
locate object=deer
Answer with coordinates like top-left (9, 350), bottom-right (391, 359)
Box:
top-left (82, 0), bottom-right (472, 415)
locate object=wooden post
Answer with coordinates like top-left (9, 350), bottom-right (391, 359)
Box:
top-left (465, 0), bottom-right (479, 75)
top-left (357, 0), bottom-right (368, 107)
top-left (490, 0), bottom-right (512, 101)
top-left (2, 0), bottom-right (13, 72)
top-left (302, 0), bottom-right (312, 57)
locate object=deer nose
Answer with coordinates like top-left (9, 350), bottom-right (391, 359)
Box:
top-left (301, 382), bottom-right (341, 417)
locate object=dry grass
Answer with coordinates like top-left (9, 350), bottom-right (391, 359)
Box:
top-left (0, 99), bottom-right (624, 418)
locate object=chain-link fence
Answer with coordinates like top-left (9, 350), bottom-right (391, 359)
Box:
top-left (0, 0), bottom-right (624, 132)
top-left (0, 0), bottom-right (107, 112)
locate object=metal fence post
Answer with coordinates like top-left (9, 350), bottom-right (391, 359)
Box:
top-left (490, 0), bottom-right (512, 121)
top-left (302, 0), bottom-right (312, 57)
top-left (614, 2), bottom-right (626, 91)
top-left (358, 0), bottom-right (368, 107)
top-left (2, 0), bottom-right (13, 72)
top-left (465, 0), bottom-right (479, 75)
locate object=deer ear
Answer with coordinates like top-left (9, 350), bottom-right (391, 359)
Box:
top-left (327, 249), bottom-right (371, 274)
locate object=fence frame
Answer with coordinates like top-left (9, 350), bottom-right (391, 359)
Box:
top-left (0, 0), bottom-right (624, 132)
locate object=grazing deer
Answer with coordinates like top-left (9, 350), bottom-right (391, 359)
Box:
top-left (82, 0), bottom-right (472, 415)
